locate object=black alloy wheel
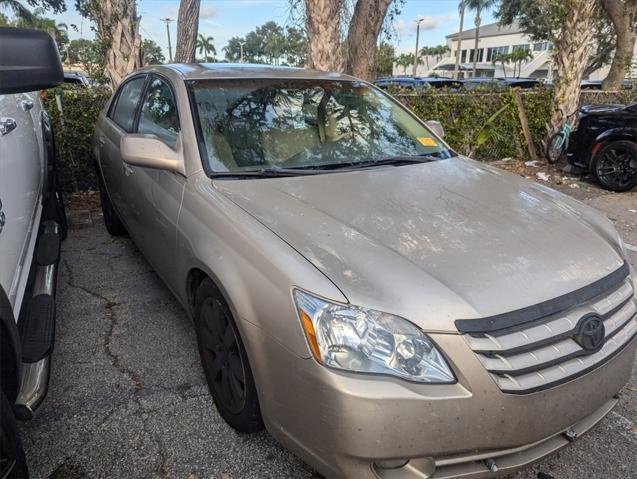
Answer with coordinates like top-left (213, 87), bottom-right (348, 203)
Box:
top-left (593, 140), bottom-right (637, 192)
top-left (194, 279), bottom-right (263, 433)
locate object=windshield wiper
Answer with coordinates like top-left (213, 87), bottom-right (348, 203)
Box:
top-left (210, 167), bottom-right (323, 179)
top-left (314, 154), bottom-right (442, 171)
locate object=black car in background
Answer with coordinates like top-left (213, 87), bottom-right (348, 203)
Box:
top-left (567, 103), bottom-right (637, 191)
top-left (374, 76), bottom-right (462, 90)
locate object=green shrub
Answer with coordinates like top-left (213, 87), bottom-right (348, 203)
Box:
top-left (41, 84), bottom-right (110, 192)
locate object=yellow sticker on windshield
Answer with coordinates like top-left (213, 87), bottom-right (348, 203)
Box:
top-left (417, 137), bottom-right (437, 147)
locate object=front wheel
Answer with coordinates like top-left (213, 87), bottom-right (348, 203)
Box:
top-left (194, 279), bottom-right (263, 433)
top-left (592, 140), bottom-right (637, 192)
top-left (546, 132), bottom-right (567, 164)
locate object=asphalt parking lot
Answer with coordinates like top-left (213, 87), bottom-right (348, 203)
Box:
top-left (19, 188), bottom-right (637, 479)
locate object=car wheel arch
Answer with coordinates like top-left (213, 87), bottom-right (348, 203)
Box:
top-left (589, 128), bottom-right (637, 169)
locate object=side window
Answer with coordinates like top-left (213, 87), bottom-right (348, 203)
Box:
top-left (110, 77), bottom-right (146, 132)
top-left (138, 77), bottom-right (180, 146)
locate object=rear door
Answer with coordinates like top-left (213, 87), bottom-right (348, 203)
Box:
top-left (0, 91), bottom-right (43, 311)
top-left (97, 75), bottom-right (147, 226)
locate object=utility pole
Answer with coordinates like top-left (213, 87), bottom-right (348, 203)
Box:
top-left (161, 18), bottom-right (174, 63)
top-left (453, 0), bottom-right (466, 80)
top-left (239, 41), bottom-right (246, 62)
top-left (413, 18), bottom-right (424, 78)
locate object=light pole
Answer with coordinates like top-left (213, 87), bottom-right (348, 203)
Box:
top-left (413, 18), bottom-right (424, 78)
top-left (161, 18), bottom-right (174, 63)
top-left (453, 0), bottom-right (466, 80)
top-left (239, 41), bottom-right (246, 62)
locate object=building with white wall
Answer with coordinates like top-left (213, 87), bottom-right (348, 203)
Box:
top-left (396, 21), bottom-right (637, 81)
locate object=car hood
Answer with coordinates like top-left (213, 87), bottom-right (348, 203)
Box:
top-left (213, 158), bottom-right (624, 332)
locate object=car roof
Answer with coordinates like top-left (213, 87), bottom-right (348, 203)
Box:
top-left (140, 63), bottom-right (360, 82)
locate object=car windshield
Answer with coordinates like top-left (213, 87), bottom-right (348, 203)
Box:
top-left (189, 78), bottom-right (453, 173)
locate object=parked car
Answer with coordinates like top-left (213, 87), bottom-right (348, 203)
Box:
top-left (463, 77), bottom-right (542, 90)
top-left (94, 64), bottom-right (636, 479)
top-left (581, 79), bottom-right (634, 90)
top-left (63, 71), bottom-right (90, 88)
top-left (373, 77), bottom-right (419, 90)
top-left (0, 27), bottom-right (66, 478)
top-left (567, 103), bottom-right (637, 191)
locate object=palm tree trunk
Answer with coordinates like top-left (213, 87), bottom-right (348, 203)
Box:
top-left (175, 0), bottom-right (200, 63)
top-left (549, 0), bottom-right (596, 137)
top-left (472, 12), bottom-right (480, 78)
top-left (98, 0), bottom-right (141, 90)
top-left (305, 0), bottom-right (342, 71)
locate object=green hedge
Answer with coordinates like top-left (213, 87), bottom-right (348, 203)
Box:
top-left (42, 83), bottom-right (637, 192)
top-left (41, 84), bottom-right (110, 192)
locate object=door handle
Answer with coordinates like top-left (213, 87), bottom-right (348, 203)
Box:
top-left (123, 162), bottom-right (134, 176)
top-left (98, 136), bottom-right (106, 146)
top-left (0, 117), bottom-right (17, 136)
top-left (0, 199), bottom-right (5, 235)
top-left (18, 99), bottom-right (34, 111)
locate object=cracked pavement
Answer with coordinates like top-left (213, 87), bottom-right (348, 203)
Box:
top-left (18, 188), bottom-right (637, 479)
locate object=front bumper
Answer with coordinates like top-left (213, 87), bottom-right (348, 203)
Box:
top-left (240, 321), bottom-right (636, 479)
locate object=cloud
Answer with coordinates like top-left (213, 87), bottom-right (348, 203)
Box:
top-left (417, 13), bottom-right (457, 31)
top-left (199, 5), bottom-right (217, 20)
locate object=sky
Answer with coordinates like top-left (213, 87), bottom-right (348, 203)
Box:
top-left (49, 0), bottom-right (498, 60)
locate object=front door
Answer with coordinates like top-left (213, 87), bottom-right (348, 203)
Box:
top-left (120, 75), bottom-right (184, 283)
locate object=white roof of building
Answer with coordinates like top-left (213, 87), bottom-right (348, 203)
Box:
top-left (446, 21), bottom-right (523, 40)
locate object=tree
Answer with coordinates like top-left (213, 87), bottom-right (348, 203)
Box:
top-left (497, 0), bottom-right (597, 137)
top-left (284, 26), bottom-right (307, 66)
top-left (141, 38), bottom-right (165, 65)
top-left (509, 48), bottom-right (533, 77)
top-left (75, 0), bottom-right (141, 90)
top-left (174, 0), bottom-right (200, 63)
top-left (376, 42), bottom-right (395, 77)
top-left (419, 46), bottom-right (431, 71)
top-left (464, 0), bottom-right (497, 78)
top-left (0, 0), bottom-right (65, 20)
top-left (492, 52), bottom-right (510, 78)
top-left (395, 53), bottom-right (414, 75)
top-left (14, 7), bottom-right (68, 55)
top-left (344, 0), bottom-right (393, 79)
top-left (196, 34), bottom-right (215, 62)
top-left (66, 38), bottom-right (105, 81)
top-left (599, 0), bottom-right (637, 89)
top-left (304, 0), bottom-right (341, 71)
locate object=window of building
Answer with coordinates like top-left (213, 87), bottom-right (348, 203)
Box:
top-left (512, 44), bottom-right (530, 52)
top-left (468, 48), bottom-right (484, 63)
top-left (533, 41), bottom-right (550, 51)
top-left (486, 46), bottom-right (509, 62)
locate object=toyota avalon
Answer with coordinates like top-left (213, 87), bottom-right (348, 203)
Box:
top-left (93, 64), bottom-right (636, 478)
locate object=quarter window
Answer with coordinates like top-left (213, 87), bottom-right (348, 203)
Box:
top-left (138, 77), bottom-right (180, 145)
top-left (110, 77), bottom-right (146, 132)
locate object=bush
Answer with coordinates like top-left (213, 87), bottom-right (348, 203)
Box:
top-left (41, 84), bottom-right (110, 192)
top-left (41, 83), bottom-right (637, 192)
top-left (395, 86), bottom-right (637, 162)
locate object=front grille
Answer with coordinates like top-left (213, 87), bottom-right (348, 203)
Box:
top-left (460, 265), bottom-right (636, 394)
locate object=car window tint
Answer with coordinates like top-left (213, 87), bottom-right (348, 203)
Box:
top-left (138, 77), bottom-right (180, 145)
top-left (110, 77), bottom-right (146, 132)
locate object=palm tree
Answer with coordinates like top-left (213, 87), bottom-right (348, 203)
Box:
top-left (0, 0), bottom-right (32, 20)
top-left (492, 52), bottom-right (510, 78)
top-left (196, 34), bottom-right (216, 62)
top-left (509, 48), bottom-right (533, 77)
top-left (419, 46), bottom-right (431, 72)
top-left (463, 0), bottom-right (497, 78)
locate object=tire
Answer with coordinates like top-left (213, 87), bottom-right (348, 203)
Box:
top-left (194, 279), bottom-right (263, 433)
top-left (0, 389), bottom-right (29, 479)
top-left (97, 174), bottom-right (127, 236)
top-left (592, 140), bottom-right (637, 192)
top-left (546, 133), bottom-right (566, 164)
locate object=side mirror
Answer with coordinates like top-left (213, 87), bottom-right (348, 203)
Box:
top-left (0, 27), bottom-right (63, 94)
top-left (120, 134), bottom-right (185, 175)
top-left (425, 120), bottom-right (445, 139)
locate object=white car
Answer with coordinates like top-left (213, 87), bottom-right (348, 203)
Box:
top-left (0, 27), bottom-right (66, 478)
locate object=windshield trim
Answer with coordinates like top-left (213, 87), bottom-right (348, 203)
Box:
top-left (185, 78), bottom-right (457, 179)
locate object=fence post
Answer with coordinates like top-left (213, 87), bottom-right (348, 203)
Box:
top-left (513, 89), bottom-right (539, 161)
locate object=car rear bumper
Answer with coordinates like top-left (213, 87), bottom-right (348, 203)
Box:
top-left (240, 321), bottom-right (636, 479)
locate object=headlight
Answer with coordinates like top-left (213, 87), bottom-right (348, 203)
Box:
top-left (293, 289), bottom-right (455, 383)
